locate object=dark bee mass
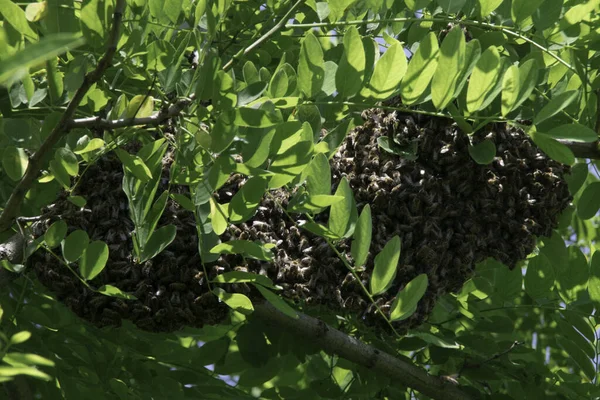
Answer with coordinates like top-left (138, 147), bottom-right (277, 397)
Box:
top-left (29, 109), bottom-right (571, 334)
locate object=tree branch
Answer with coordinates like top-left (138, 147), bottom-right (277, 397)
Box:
top-left (253, 301), bottom-right (474, 400)
top-left (560, 140), bottom-right (600, 159)
top-left (0, 0), bottom-right (127, 233)
top-left (67, 95), bottom-right (195, 130)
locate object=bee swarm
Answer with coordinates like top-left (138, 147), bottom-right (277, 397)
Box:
top-left (30, 109), bottom-right (571, 333)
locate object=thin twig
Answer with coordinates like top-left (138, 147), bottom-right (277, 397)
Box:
top-left (0, 0), bottom-right (127, 233)
top-left (223, 0), bottom-right (303, 71)
top-left (67, 95), bottom-right (195, 130)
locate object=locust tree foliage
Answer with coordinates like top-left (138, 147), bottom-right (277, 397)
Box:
top-left (0, 0), bottom-right (600, 399)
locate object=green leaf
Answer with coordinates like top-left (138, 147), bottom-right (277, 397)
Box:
top-left (436, 0), bottom-right (466, 13)
top-left (478, 0), bottom-right (503, 17)
top-left (288, 194), bottom-right (344, 213)
top-left (305, 153), bottom-right (331, 197)
top-left (351, 205), bottom-right (372, 267)
top-left (299, 221), bottom-right (340, 239)
top-left (233, 107), bottom-right (280, 128)
top-left (210, 111), bottom-right (236, 153)
top-left (297, 32), bottom-right (325, 98)
top-left (2, 146), bottom-right (28, 181)
top-left (243, 61), bottom-right (259, 84)
top-left (328, 177), bottom-right (357, 238)
top-left (268, 69), bottom-right (289, 98)
top-left (238, 81), bottom-right (267, 106)
top-left (534, 90), bottom-right (579, 125)
top-left (170, 193), bottom-right (194, 211)
top-left (44, 220), bottom-right (67, 248)
top-left (210, 198), bottom-right (228, 235)
top-left (501, 65), bottom-right (519, 117)
top-left (546, 123), bottom-right (597, 143)
top-left (115, 149), bottom-right (153, 183)
top-left (213, 271), bottom-right (276, 289)
top-left (361, 40), bottom-right (407, 100)
top-left (0, 0), bottom-right (38, 40)
top-left (336, 26), bottom-right (365, 99)
top-left (468, 140), bottom-right (496, 164)
top-left (453, 39), bottom-right (482, 98)
top-left (124, 95), bottom-right (154, 118)
top-left (577, 182), bottom-right (600, 220)
top-left (98, 284), bottom-right (138, 300)
top-left (370, 236), bottom-right (401, 296)
top-left (67, 196), bottom-right (87, 207)
top-left (73, 138), bottom-right (105, 154)
top-left (528, 130), bottom-right (575, 166)
top-left (3, 353), bottom-right (54, 367)
top-left (229, 176), bottom-right (267, 223)
top-left (390, 274), bottom-right (428, 321)
top-left (466, 46), bottom-right (502, 112)
top-left (236, 322), bottom-right (270, 367)
top-left (0, 366), bottom-right (51, 381)
top-left (588, 251), bottom-right (600, 308)
top-left (55, 148), bottom-right (78, 176)
top-left (213, 288), bottom-right (254, 315)
top-left (254, 284), bottom-right (299, 319)
top-left (0, 33), bottom-right (84, 87)
top-left (49, 159), bottom-right (71, 189)
top-left (79, 240), bottom-right (109, 281)
top-left (210, 240), bottom-right (273, 261)
top-left (524, 254), bottom-right (555, 300)
top-left (269, 141), bottom-right (314, 188)
top-left (400, 32), bottom-right (439, 105)
top-left (140, 224), bottom-right (177, 262)
top-left (62, 230), bottom-right (89, 263)
top-left (431, 27), bottom-right (465, 110)
top-left (509, 59), bottom-right (539, 111)
top-left (511, 0), bottom-right (545, 23)
top-left (254, 285), bottom-right (299, 319)
top-left (566, 163), bottom-right (588, 195)
top-left (557, 337), bottom-right (596, 381)
top-left (9, 331), bottom-right (31, 345)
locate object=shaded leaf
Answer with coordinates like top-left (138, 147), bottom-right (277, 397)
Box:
top-left (2, 146), bottom-right (28, 181)
top-left (140, 224), bottom-right (177, 262)
top-left (468, 140), bottom-right (496, 164)
top-left (390, 274), bottom-right (428, 321)
top-left (79, 240), bottom-right (109, 280)
top-left (62, 230), bottom-right (89, 263)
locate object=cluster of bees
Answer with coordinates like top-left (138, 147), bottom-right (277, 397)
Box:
top-left (29, 109), bottom-right (572, 333)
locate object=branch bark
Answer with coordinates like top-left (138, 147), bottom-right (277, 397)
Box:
top-left (66, 95), bottom-right (195, 130)
top-left (0, 0), bottom-right (127, 233)
top-left (253, 300), bottom-right (473, 400)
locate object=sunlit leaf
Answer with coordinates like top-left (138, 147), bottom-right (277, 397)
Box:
top-left (328, 177), bottom-right (357, 238)
top-left (431, 27), bottom-right (465, 109)
top-left (298, 32), bottom-right (324, 98)
top-left (351, 205), bottom-right (372, 267)
top-left (140, 224), bottom-right (177, 262)
top-left (210, 240), bottom-right (273, 261)
top-left (213, 288), bottom-right (254, 315)
top-left (336, 26), bottom-right (365, 99)
top-left (98, 284), bottom-right (138, 300)
top-left (370, 236), bottom-right (401, 296)
top-left (466, 46), bottom-right (502, 112)
top-left (361, 40), bottom-right (407, 100)
top-left (400, 32), bottom-right (439, 105)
